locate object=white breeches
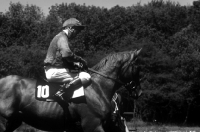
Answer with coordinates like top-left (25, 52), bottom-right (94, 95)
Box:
top-left (44, 66), bottom-right (91, 85)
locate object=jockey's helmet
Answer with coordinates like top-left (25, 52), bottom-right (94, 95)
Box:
top-left (63, 18), bottom-right (85, 30)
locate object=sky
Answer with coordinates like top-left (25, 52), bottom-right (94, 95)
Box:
top-left (0, 0), bottom-right (195, 15)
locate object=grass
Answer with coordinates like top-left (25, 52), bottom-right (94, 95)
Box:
top-left (128, 125), bottom-right (200, 132)
top-left (14, 120), bottom-right (200, 132)
top-left (126, 119), bottom-right (200, 132)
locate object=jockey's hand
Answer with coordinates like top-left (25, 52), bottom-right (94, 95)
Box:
top-left (74, 62), bottom-right (82, 69)
top-left (80, 59), bottom-right (88, 71)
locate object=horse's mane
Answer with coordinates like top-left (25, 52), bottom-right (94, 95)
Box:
top-left (92, 50), bottom-right (137, 71)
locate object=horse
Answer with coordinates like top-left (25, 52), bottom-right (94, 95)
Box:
top-left (0, 49), bottom-right (142, 132)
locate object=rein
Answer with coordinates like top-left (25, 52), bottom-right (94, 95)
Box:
top-left (88, 58), bottom-right (138, 92)
top-left (88, 68), bottom-right (124, 85)
top-left (87, 53), bottom-right (140, 99)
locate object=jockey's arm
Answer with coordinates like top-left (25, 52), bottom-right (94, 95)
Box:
top-left (64, 53), bottom-right (84, 63)
top-left (58, 36), bottom-right (87, 65)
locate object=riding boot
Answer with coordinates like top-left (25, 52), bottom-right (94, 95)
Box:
top-left (54, 88), bottom-right (65, 101)
top-left (54, 77), bottom-right (82, 101)
top-left (65, 77), bottom-right (82, 91)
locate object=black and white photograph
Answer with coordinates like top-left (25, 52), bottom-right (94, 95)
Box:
top-left (0, 0), bottom-right (199, 132)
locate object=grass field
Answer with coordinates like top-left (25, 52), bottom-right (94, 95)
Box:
top-left (14, 121), bottom-right (200, 132)
top-left (126, 120), bottom-right (200, 132)
top-left (127, 125), bottom-right (200, 132)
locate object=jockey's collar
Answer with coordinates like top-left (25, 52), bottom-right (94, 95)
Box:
top-left (63, 29), bottom-right (69, 36)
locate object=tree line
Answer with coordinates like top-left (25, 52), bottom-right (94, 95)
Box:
top-left (0, 0), bottom-right (200, 125)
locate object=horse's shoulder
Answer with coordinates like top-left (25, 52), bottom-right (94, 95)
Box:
top-left (0, 75), bottom-right (20, 82)
top-left (1, 75), bottom-right (36, 84)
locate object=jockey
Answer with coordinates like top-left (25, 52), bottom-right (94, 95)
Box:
top-left (43, 18), bottom-right (91, 101)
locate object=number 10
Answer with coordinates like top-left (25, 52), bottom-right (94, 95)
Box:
top-left (37, 85), bottom-right (49, 98)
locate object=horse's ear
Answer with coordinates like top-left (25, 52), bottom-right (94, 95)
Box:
top-left (136, 48), bottom-right (142, 55)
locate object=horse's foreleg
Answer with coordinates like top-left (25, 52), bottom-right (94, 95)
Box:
top-left (4, 114), bottom-right (22, 132)
top-left (93, 125), bottom-right (104, 132)
top-left (83, 124), bottom-right (104, 132)
top-left (81, 118), bottom-right (105, 132)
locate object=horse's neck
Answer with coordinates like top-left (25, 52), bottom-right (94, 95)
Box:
top-left (93, 66), bottom-right (121, 100)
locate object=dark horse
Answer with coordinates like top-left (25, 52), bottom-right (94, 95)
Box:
top-left (0, 49), bottom-right (142, 132)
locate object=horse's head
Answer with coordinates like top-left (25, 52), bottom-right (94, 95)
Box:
top-left (119, 49), bottom-right (143, 99)
top-left (91, 49), bottom-right (143, 99)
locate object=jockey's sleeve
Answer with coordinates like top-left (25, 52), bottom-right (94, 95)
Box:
top-left (58, 36), bottom-right (73, 57)
top-left (58, 36), bottom-right (83, 63)
top-left (64, 53), bottom-right (83, 62)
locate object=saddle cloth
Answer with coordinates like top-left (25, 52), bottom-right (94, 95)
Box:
top-left (35, 80), bottom-right (85, 103)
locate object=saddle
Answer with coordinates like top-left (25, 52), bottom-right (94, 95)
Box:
top-left (35, 79), bottom-right (86, 103)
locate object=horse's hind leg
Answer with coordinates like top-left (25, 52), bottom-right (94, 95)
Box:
top-left (4, 114), bottom-right (22, 132)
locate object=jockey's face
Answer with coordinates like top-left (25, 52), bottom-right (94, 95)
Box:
top-left (68, 27), bottom-right (81, 38)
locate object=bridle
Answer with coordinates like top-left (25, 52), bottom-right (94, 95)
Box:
top-left (119, 58), bottom-right (141, 99)
top-left (88, 58), bottom-right (141, 99)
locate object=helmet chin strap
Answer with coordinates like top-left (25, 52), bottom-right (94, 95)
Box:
top-left (63, 29), bottom-right (70, 35)
top-left (63, 27), bottom-right (74, 36)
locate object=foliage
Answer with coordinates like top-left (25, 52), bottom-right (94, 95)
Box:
top-left (0, 0), bottom-right (200, 125)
